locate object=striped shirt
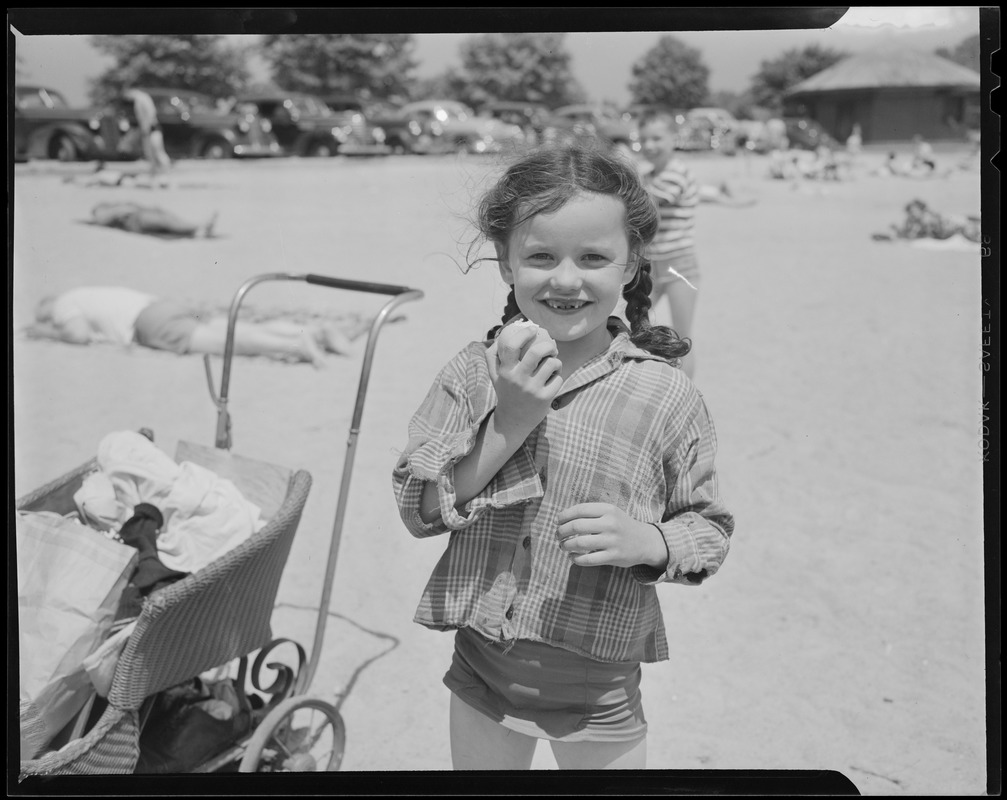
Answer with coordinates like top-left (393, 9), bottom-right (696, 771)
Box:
top-left (644, 157), bottom-right (699, 263)
top-left (393, 321), bottom-right (734, 663)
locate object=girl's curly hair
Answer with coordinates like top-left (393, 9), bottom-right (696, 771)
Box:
top-left (476, 140), bottom-right (690, 364)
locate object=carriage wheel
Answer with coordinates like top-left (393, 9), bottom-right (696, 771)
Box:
top-left (238, 696), bottom-right (345, 772)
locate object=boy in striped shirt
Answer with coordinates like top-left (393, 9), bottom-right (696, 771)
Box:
top-left (638, 110), bottom-right (700, 379)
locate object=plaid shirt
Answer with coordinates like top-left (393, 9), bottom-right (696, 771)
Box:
top-left (393, 321), bottom-right (734, 663)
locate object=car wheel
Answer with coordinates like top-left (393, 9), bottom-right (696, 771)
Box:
top-left (201, 139), bottom-right (232, 159)
top-left (50, 134), bottom-right (80, 162)
top-left (307, 140), bottom-right (337, 157)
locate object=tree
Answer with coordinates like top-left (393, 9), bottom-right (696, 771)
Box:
top-left (936, 34), bottom-right (981, 74)
top-left (628, 35), bottom-right (709, 109)
top-left (443, 33), bottom-right (585, 108)
top-left (88, 35), bottom-right (251, 104)
top-left (412, 68), bottom-right (468, 103)
top-left (748, 44), bottom-right (848, 113)
top-left (258, 34), bottom-right (416, 99)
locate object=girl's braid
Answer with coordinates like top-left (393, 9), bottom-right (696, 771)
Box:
top-left (486, 287), bottom-right (522, 340)
top-left (623, 261), bottom-right (654, 334)
top-left (624, 262), bottom-right (691, 364)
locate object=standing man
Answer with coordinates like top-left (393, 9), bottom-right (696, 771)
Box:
top-left (123, 89), bottom-right (172, 186)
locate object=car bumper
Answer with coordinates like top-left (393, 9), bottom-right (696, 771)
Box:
top-left (339, 143), bottom-right (392, 156)
top-left (233, 142), bottom-right (283, 158)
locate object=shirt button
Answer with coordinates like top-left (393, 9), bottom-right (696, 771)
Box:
top-left (505, 606), bottom-right (514, 620)
top-left (551, 399), bottom-right (562, 410)
top-left (522, 536), bottom-right (531, 549)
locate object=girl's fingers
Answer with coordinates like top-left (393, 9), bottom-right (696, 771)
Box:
top-left (559, 531), bottom-right (596, 552)
top-left (557, 518), bottom-right (606, 543)
top-left (569, 550), bottom-right (605, 567)
top-left (524, 338), bottom-right (559, 362)
top-left (532, 356), bottom-right (563, 381)
top-left (556, 503), bottom-right (614, 526)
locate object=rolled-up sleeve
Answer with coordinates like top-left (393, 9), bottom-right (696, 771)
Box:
top-left (393, 346), bottom-right (544, 537)
top-left (632, 393), bottom-right (734, 586)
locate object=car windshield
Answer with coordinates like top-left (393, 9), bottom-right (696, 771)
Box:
top-left (407, 103), bottom-right (471, 123)
top-left (432, 105), bottom-right (467, 122)
top-left (183, 93), bottom-right (219, 114)
top-left (18, 87), bottom-right (70, 110)
top-left (153, 92), bottom-right (218, 116)
top-left (291, 96), bottom-right (332, 117)
top-left (327, 98), bottom-right (363, 113)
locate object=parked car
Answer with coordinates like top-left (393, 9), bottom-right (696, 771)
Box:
top-left (624, 104), bottom-right (688, 124)
top-left (480, 101), bottom-right (549, 144)
top-left (235, 91), bottom-right (390, 157)
top-left (683, 107), bottom-right (739, 154)
top-left (393, 100), bottom-right (525, 155)
top-left (782, 117), bottom-right (839, 151)
top-left (738, 118), bottom-right (789, 154)
top-left (323, 95), bottom-right (407, 154)
top-left (13, 84), bottom-right (122, 162)
top-left (544, 104), bottom-right (641, 152)
top-left (235, 91), bottom-right (343, 157)
top-left (116, 88), bottom-right (281, 160)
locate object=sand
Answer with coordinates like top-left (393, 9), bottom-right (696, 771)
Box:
top-left (12, 147), bottom-right (987, 792)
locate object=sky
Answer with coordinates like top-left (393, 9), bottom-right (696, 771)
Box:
top-left (11, 7), bottom-right (982, 108)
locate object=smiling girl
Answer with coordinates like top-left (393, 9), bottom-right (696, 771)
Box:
top-left (393, 142), bottom-right (734, 770)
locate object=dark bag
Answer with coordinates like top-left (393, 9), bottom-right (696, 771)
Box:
top-left (135, 678), bottom-right (252, 773)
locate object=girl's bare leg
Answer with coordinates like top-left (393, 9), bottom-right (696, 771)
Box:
top-left (550, 735), bottom-right (647, 770)
top-left (449, 693), bottom-right (538, 770)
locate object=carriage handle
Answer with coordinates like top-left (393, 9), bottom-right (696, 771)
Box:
top-left (203, 272), bottom-right (422, 451)
top-left (203, 272), bottom-right (424, 695)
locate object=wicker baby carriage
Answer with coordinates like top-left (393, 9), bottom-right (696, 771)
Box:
top-left (17, 273), bottom-right (423, 777)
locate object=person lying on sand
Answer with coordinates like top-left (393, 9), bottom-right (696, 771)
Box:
top-left (27, 286), bottom-right (356, 368)
top-left (871, 152), bottom-right (955, 180)
top-left (769, 147), bottom-right (849, 182)
top-left (89, 202), bottom-right (218, 239)
top-left (63, 161), bottom-right (170, 189)
top-left (871, 199), bottom-right (981, 243)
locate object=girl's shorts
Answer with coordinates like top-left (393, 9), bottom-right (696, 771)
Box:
top-left (443, 627), bottom-right (647, 743)
top-left (651, 251), bottom-right (700, 288)
top-left (133, 299), bottom-right (199, 355)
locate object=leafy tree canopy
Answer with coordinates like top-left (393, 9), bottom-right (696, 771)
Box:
top-left (628, 35), bottom-right (710, 109)
top-left (411, 69), bottom-right (467, 103)
top-left (748, 44), bottom-right (848, 113)
top-left (435, 32), bottom-right (586, 109)
top-left (258, 33), bottom-right (417, 99)
top-left (88, 35), bottom-right (251, 105)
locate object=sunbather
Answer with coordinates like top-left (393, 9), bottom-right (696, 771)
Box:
top-left (89, 202), bottom-right (218, 239)
top-left (871, 199), bottom-right (981, 243)
top-left (28, 286), bottom-right (356, 367)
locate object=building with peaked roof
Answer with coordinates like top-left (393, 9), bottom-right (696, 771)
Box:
top-left (783, 48), bottom-right (981, 144)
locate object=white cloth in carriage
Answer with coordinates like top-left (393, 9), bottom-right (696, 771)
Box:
top-left (74, 430), bottom-right (266, 574)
